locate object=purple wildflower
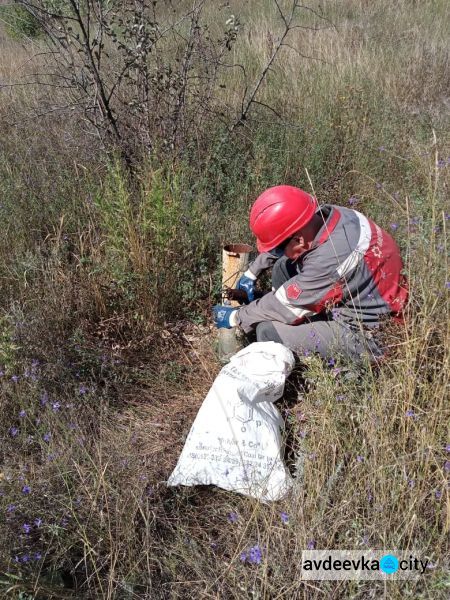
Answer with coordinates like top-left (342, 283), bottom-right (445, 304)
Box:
top-left (23, 523), bottom-right (31, 534)
top-left (240, 551), bottom-right (248, 562)
top-left (34, 552), bottom-right (42, 561)
top-left (408, 479), bottom-right (415, 488)
top-left (446, 282), bottom-right (450, 290)
top-left (390, 223), bottom-right (398, 231)
top-left (405, 409), bottom-right (415, 417)
top-left (444, 461), bottom-right (450, 472)
top-left (43, 432), bottom-right (51, 442)
top-left (52, 402), bottom-right (61, 412)
top-left (248, 545), bottom-right (263, 564)
top-left (227, 512), bottom-right (238, 524)
top-left (9, 427), bottom-right (19, 437)
top-left (327, 358), bottom-right (335, 367)
top-left (299, 430), bottom-right (307, 439)
top-left (294, 410), bottom-right (306, 422)
top-left (307, 540), bottom-right (315, 550)
top-left (280, 512), bottom-right (289, 524)
top-left (11, 375), bottom-right (19, 383)
top-left (7, 504), bottom-right (16, 513)
top-left (356, 455), bottom-right (364, 463)
top-left (445, 444), bottom-right (450, 453)
top-left (34, 518), bottom-right (42, 527)
top-left (375, 183), bottom-right (382, 190)
top-left (21, 554), bottom-right (30, 563)
top-left (435, 490), bottom-right (442, 499)
top-left (22, 485), bottom-right (31, 495)
top-left (79, 385), bottom-right (88, 395)
top-left (348, 197), bottom-right (359, 206)
top-left (19, 410), bottom-right (26, 418)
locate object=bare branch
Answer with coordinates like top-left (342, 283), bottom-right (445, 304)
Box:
top-left (232, 1), bottom-right (295, 128)
top-left (251, 99), bottom-right (285, 121)
top-left (296, 3), bottom-right (336, 28)
top-left (282, 42), bottom-right (328, 64)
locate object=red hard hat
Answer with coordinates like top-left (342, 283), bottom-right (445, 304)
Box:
top-left (249, 185), bottom-right (318, 252)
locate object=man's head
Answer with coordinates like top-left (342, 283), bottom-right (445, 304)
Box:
top-left (249, 185), bottom-right (321, 258)
top-left (275, 214), bottom-right (324, 261)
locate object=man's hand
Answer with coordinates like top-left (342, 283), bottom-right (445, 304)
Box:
top-left (213, 305), bottom-right (239, 328)
top-left (237, 271), bottom-right (257, 303)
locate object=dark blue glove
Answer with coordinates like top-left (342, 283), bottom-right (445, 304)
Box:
top-left (213, 305), bottom-right (238, 328)
top-left (237, 272), bottom-right (256, 302)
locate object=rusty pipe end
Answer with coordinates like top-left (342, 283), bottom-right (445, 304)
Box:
top-left (223, 243), bottom-right (253, 257)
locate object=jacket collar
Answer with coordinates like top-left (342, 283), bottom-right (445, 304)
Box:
top-left (310, 205), bottom-right (341, 249)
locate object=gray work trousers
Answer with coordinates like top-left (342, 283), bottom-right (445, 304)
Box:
top-left (255, 258), bottom-right (383, 363)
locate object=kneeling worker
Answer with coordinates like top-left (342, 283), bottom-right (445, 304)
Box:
top-left (213, 185), bottom-right (408, 362)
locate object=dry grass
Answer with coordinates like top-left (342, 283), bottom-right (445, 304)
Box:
top-left (0, 1), bottom-right (449, 598)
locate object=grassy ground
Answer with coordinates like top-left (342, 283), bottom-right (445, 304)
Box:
top-left (0, 1), bottom-right (449, 598)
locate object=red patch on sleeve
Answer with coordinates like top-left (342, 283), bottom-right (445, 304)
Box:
top-left (286, 282), bottom-right (302, 300)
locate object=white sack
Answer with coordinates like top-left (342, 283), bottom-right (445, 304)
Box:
top-left (167, 341), bottom-right (295, 502)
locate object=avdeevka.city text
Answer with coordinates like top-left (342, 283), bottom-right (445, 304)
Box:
top-left (302, 555), bottom-right (428, 574)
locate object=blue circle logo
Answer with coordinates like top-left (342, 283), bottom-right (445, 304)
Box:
top-left (380, 554), bottom-right (399, 574)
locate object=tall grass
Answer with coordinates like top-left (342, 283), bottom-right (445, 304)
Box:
top-left (0, 0), bottom-right (449, 597)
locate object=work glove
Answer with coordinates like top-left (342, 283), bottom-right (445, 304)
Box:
top-left (237, 270), bottom-right (257, 302)
top-left (213, 305), bottom-right (239, 328)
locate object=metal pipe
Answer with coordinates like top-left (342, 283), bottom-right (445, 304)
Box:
top-left (217, 243), bottom-right (253, 364)
top-left (221, 244), bottom-right (253, 305)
